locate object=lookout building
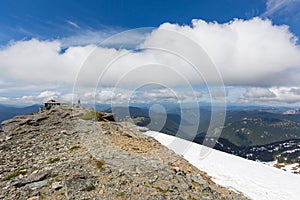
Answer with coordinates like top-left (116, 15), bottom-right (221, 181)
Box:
top-left (44, 100), bottom-right (61, 110)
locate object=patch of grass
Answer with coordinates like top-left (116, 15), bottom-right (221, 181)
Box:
top-left (117, 192), bottom-right (125, 197)
top-left (96, 160), bottom-right (105, 171)
top-left (85, 185), bottom-right (95, 191)
top-left (131, 117), bottom-right (145, 124)
top-left (50, 173), bottom-right (58, 178)
top-left (122, 132), bottom-right (132, 138)
top-left (70, 145), bottom-right (81, 150)
top-left (48, 157), bottom-right (60, 164)
top-left (1, 172), bottom-right (20, 181)
top-left (1, 170), bottom-right (27, 181)
top-left (154, 186), bottom-right (169, 194)
top-left (80, 111), bottom-right (103, 121)
top-left (16, 127), bottom-right (23, 132)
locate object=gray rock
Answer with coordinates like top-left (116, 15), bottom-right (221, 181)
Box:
top-left (149, 175), bottom-right (158, 183)
top-left (51, 181), bottom-right (63, 190)
top-left (101, 113), bottom-right (115, 122)
top-left (35, 115), bottom-right (49, 122)
top-left (14, 170), bottom-right (50, 187)
top-left (24, 180), bottom-right (48, 190)
top-left (187, 174), bottom-right (208, 186)
top-left (0, 104), bottom-right (249, 200)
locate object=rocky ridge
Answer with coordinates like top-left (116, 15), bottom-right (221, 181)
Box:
top-left (0, 104), bottom-right (249, 200)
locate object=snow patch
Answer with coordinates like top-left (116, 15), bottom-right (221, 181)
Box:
top-left (145, 131), bottom-right (300, 200)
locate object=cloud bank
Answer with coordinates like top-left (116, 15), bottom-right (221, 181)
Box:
top-left (1, 18), bottom-right (300, 104)
top-left (241, 87), bottom-right (300, 104)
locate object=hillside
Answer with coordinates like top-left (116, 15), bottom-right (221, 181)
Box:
top-left (221, 110), bottom-right (300, 146)
top-left (146, 131), bottom-right (300, 200)
top-left (104, 106), bottom-right (300, 147)
top-left (0, 104), bottom-right (248, 200)
top-left (0, 104), bottom-right (40, 129)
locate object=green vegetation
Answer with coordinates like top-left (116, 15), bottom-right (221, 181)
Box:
top-left (116, 192), bottom-right (125, 197)
top-left (16, 127), bottom-right (23, 132)
top-left (122, 132), bottom-right (132, 138)
top-left (221, 117), bottom-right (300, 147)
top-left (70, 145), bottom-right (81, 150)
top-left (131, 117), bottom-right (145, 124)
top-left (80, 111), bottom-right (104, 121)
top-left (275, 151), bottom-right (300, 164)
top-left (1, 170), bottom-right (27, 181)
top-left (50, 109), bottom-right (57, 113)
top-left (85, 185), bottom-right (95, 191)
top-left (48, 157), bottom-right (60, 164)
top-left (153, 186), bottom-right (169, 194)
top-left (50, 173), bottom-right (58, 178)
top-left (96, 160), bottom-right (105, 171)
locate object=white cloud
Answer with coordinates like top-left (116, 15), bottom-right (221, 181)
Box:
top-left (0, 39), bottom-right (94, 88)
top-left (37, 91), bottom-right (60, 99)
top-left (60, 30), bottom-right (110, 47)
top-left (2, 18), bottom-right (300, 89)
top-left (92, 88), bottom-right (201, 104)
top-left (243, 87), bottom-right (276, 99)
top-left (66, 20), bottom-right (80, 29)
top-left (0, 90), bottom-right (64, 105)
top-left (143, 18), bottom-right (300, 86)
top-left (60, 28), bottom-right (147, 48)
top-left (1, 18), bottom-right (300, 105)
top-left (241, 87), bottom-right (300, 104)
top-left (290, 87), bottom-right (300, 95)
top-left (262, 0), bottom-right (300, 17)
top-left (0, 88), bottom-right (203, 105)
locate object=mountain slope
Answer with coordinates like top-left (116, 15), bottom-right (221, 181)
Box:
top-left (222, 111), bottom-right (300, 146)
top-left (0, 104), bottom-right (248, 199)
top-left (105, 106), bottom-right (300, 147)
top-left (0, 104), bottom-right (40, 129)
top-left (145, 131), bottom-right (300, 200)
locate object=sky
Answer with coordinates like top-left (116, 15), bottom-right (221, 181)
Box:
top-left (1, 0), bottom-right (300, 106)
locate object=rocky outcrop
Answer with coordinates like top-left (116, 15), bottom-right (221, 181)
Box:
top-left (0, 104), bottom-right (249, 200)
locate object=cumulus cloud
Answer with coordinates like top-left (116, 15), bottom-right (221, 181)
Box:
top-left (0, 88), bottom-right (203, 105)
top-left (144, 18), bottom-right (300, 86)
top-left (290, 87), bottom-right (300, 95)
top-left (0, 90), bottom-right (64, 105)
top-left (91, 88), bottom-right (202, 104)
top-left (0, 39), bottom-right (94, 88)
top-left (243, 87), bottom-right (276, 99)
top-left (37, 91), bottom-right (60, 99)
top-left (1, 18), bottom-right (300, 105)
top-left (241, 87), bottom-right (300, 103)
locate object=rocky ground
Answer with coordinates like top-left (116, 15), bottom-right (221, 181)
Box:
top-left (0, 104), bottom-right (249, 200)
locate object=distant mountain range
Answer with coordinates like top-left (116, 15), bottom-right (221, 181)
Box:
top-left (0, 104), bottom-right (41, 128)
top-left (104, 106), bottom-right (300, 145)
top-left (222, 109), bottom-right (300, 146)
top-left (1, 103), bottom-right (299, 165)
top-left (104, 105), bottom-right (300, 164)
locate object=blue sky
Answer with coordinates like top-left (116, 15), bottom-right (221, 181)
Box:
top-left (1, 0), bottom-right (299, 45)
top-left (1, 0), bottom-right (300, 106)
